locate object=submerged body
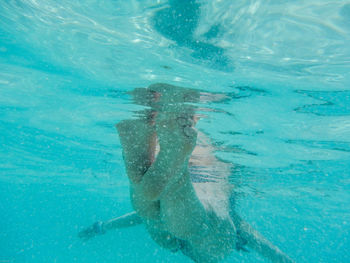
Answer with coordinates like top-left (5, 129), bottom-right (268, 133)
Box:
top-left (118, 118), bottom-right (236, 262)
top-left (79, 83), bottom-right (295, 263)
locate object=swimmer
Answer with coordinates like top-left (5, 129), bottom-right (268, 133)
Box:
top-left (79, 83), bottom-right (295, 263)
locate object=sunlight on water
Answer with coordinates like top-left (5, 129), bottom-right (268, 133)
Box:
top-left (0, 1), bottom-right (349, 263)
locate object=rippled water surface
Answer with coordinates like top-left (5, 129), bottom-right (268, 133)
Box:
top-left (1, 1), bottom-right (350, 262)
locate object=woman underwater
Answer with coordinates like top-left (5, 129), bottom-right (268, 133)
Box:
top-left (79, 83), bottom-right (295, 263)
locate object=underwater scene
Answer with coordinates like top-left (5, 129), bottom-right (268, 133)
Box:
top-left (1, 1), bottom-right (350, 262)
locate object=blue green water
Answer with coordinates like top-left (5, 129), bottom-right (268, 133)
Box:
top-left (1, 1), bottom-right (350, 262)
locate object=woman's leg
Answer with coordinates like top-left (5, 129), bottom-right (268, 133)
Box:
top-left (116, 110), bottom-right (157, 184)
top-left (136, 109), bottom-right (198, 201)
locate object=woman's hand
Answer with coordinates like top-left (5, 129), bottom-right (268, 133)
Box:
top-left (78, 221), bottom-right (106, 241)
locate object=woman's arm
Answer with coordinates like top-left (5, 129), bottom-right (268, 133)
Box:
top-left (78, 211), bottom-right (143, 240)
top-left (232, 213), bottom-right (295, 263)
top-left (104, 211), bottom-right (143, 230)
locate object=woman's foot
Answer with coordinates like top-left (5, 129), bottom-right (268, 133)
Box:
top-left (155, 112), bottom-right (197, 159)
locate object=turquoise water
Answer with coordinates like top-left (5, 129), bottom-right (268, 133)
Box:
top-left (1, 1), bottom-right (350, 262)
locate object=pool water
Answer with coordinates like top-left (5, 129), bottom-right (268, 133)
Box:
top-left (1, 1), bottom-right (349, 262)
